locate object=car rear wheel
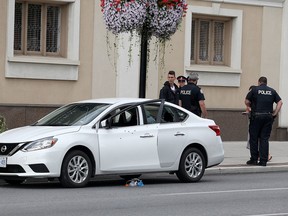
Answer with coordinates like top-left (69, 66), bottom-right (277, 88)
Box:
top-left (60, 150), bottom-right (92, 188)
top-left (176, 147), bottom-right (206, 183)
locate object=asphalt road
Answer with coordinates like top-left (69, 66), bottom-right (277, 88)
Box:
top-left (1, 172), bottom-right (288, 216)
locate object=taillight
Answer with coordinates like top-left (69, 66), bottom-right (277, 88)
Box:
top-left (209, 125), bottom-right (221, 136)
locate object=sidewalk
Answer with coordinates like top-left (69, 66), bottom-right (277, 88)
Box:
top-left (206, 141), bottom-right (288, 174)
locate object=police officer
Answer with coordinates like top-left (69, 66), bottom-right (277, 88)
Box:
top-left (159, 70), bottom-right (179, 104)
top-left (177, 75), bottom-right (186, 89)
top-left (179, 72), bottom-right (207, 118)
top-left (245, 76), bottom-right (283, 166)
top-left (176, 75), bottom-right (186, 103)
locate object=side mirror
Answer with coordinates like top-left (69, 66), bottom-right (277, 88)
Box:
top-left (100, 119), bottom-right (111, 129)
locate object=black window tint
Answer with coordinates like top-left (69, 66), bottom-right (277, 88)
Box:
top-left (161, 106), bottom-right (174, 123)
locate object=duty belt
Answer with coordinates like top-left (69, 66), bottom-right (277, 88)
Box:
top-left (254, 112), bottom-right (272, 115)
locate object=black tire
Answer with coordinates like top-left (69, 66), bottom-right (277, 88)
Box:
top-left (4, 179), bottom-right (25, 185)
top-left (120, 174), bottom-right (141, 181)
top-left (176, 147), bottom-right (206, 183)
top-left (60, 150), bottom-right (92, 188)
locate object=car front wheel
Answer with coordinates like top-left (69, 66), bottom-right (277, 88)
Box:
top-left (176, 147), bottom-right (206, 183)
top-left (60, 150), bottom-right (92, 188)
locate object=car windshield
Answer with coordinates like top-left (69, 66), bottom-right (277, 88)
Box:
top-left (34, 103), bottom-right (111, 126)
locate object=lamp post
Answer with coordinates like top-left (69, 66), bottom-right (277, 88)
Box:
top-left (139, 27), bottom-right (148, 98)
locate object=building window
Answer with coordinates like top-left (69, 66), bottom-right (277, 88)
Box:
top-left (14, 1), bottom-right (65, 56)
top-left (7, 0), bottom-right (80, 80)
top-left (191, 16), bottom-right (231, 66)
top-left (184, 5), bottom-right (243, 87)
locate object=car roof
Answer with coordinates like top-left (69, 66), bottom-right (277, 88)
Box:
top-left (74, 98), bottom-right (152, 105)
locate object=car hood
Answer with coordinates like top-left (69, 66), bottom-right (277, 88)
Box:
top-left (0, 126), bottom-right (81, 143)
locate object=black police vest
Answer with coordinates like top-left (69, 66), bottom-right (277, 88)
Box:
top-left (252, 86), bottom-right (276, 113)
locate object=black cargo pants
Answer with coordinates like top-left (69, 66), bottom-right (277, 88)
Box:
top-left (249, 114), bottom-right (274, 163)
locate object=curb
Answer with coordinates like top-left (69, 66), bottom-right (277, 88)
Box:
top-left (206, 164), bottom-right (288, 175)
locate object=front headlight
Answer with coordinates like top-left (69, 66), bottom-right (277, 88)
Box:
top-left (21, 137), bottom-right (58, 152)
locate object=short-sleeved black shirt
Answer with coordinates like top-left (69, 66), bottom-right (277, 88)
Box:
top-left (179, 83), bottom-right (205, 116)
top-left (246, 84), bottom-right (281, 113)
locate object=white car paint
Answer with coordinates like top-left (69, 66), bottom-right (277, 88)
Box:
top-left (0, 98), bottom-right (224, 187)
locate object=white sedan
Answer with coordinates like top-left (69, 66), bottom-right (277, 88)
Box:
top-left (0, 98), bottom-right (224, 187)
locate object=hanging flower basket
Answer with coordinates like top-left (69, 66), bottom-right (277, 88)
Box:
top-left (100, 0), bottom-right (187, 39)
top-left (146, 0), bottom-right (187, 39)
top-left (101, 0), bottom-right (147, 34)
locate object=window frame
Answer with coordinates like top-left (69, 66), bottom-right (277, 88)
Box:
top-left (191, 15), bottom-right (231, 66)
top-left (14, 1), bottom-right (67, 57)
top-left (184, 4), bottom-right (243, 87)
top-left (6, 0), bottom-right (80, 81)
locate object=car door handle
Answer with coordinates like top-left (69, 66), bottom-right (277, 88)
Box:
top-left (174, 132), bottom-right (185, 136)
top-left (140, 133), bottom-right (154, 138)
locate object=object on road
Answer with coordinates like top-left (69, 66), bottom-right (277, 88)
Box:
top-left (125, 178), bottom-right (144, 187)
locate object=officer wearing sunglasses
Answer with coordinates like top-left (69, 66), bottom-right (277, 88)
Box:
top-left (177, 75), bottom-right (186, 88)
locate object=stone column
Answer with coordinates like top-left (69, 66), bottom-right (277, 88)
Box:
top-left (116, 31), bottom-right (141, 97)
top-left (279, 1), bottom-right (288, 128)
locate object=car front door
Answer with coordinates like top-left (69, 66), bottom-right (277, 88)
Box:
top-left (97, 105), bottom-right (160, 171)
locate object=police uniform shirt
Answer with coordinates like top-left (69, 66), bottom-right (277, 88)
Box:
top-left (246, 84), bottom-right (281, 113)
top-left (179, 83), bottom-right (205, 112)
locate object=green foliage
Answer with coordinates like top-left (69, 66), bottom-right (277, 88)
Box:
top-left (0, 115), bottom-right (7, 133)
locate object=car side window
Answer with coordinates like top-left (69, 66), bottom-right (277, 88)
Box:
top-left (142, 104), bottom-right (160, 124)
top-left (161, 105), bottom-right (188, 123)
top-left (110, 107), bottom-right (138, 127)
top-left (176, 108), bottom-right (188, 122)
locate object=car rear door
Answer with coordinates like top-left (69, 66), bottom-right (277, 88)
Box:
top-left (157, 105), bottom-right (189, 168)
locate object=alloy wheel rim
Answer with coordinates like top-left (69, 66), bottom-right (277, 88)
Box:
top-left (67, 155), bottom-right (89, 183)
top-left (184, 152), bottom-right (203, 178)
